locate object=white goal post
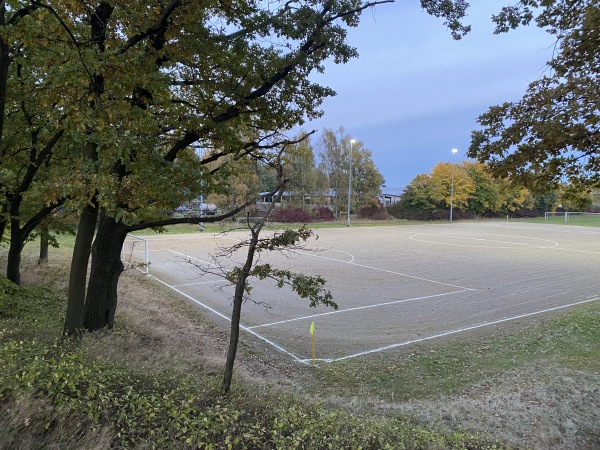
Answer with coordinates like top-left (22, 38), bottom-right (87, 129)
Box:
top-left (545, 211), bottom-right (600, 222)
top-left (544, 211), bottom-right (567, 221)
top-left (565, 211), bottom-right (600, 222)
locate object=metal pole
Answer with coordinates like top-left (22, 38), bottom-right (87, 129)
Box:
top-left (347, 139), bottom-right (355, 226)
top-left (450, 148), bottom-right (457, 223)
top-left (199, 194), bottom-right (204, 232)
top-left (144, 237), bottom-right (149, 275)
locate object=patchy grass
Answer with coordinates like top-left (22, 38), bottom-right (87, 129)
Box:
top-left (314, 305), bottom-right (600, 402)
top-left (311, 306), bottom-right (600, 449)
top-left (523, 216), bottom-right (600, 227)
top-left (0, 275), bottom-right (503, 449)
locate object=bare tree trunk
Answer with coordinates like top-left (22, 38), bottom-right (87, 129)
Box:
top-left (6, 218), bottom-right (24, 284)
top-left (83, 212), bottom-right (127, 331)
top-left (222, 228), bottom-right (259, 394)
top-left (64, 201), bottom-right (98, 336)
top-left (0, 209), bottom-right (7, 244)
top-left (64, 2), bottom-right (113, 333)
top-left (38, 224), bottom-right (49, 264)
top-left (5, 201), bottom-right (64, 284)
top-left (220, 149), bottom-right (291, 394)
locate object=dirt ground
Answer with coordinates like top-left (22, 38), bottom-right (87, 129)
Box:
top-left (142, 222), bottom-right (600, 363)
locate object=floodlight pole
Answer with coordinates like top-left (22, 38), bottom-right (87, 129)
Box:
top-left (199, 193), bottom-right (204, 232)
top-left (450, 148), bottom-right (458, 223)
top-left (347, 138), bottom-right (356, 227)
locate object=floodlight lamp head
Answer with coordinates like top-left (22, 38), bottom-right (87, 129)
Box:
top-left (452, 148), bottom-right (458, 154)
top-left (350, 139), bottom-right (356, 144)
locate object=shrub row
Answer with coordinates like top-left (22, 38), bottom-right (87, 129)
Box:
top-left (270, 207), bottom-right (335, 223)
top-left (271, 205), bottom-right (390, 223)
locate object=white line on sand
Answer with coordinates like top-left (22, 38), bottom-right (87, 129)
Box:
top-left (151, 268), bottom-right (598, 365)
top-left (172, 280), bottom-right (225, 288)
top-left (247, 290), bottom-right (470, 330)
top-left (408, 234), bottom-right (560, 249)
top-left (297, 250), bottom-right (474, 291)
top-left (311, 296), bottom-right (600, 364)
top-left (167, 249), bottom-right (219, 267)
top-left (150, 275), bottom-right (304, 363)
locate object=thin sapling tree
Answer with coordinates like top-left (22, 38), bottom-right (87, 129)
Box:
top-left (189, 149), bottom-right (337, 394)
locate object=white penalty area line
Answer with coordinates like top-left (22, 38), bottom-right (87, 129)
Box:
top-left (247, 289), bottom-right (470, 330)
top-left (409, 234), bottom-right (559, 249)
top-left (172, 280), bottom-right (225, 288)
top-left (149, 275), bottom-right (306, 364)
top-left (167, 249), bottom-right (219, 267)
top-left (313, 296), bottom-right (600, 364)
top-left (297, 250), bottom-right (473, 291)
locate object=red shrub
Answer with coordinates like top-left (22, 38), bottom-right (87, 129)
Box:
top-left (357, 204), bottom-right (389, 220)
top-left (313, 207), bottom-right (335, 221)
top-left (271, 208), bottom-right (314, 223)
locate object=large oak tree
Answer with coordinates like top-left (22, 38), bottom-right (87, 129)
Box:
top-left (1, 0), bottom-right (472, 334)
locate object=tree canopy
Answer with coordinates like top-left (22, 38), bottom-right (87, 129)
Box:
top-left (1, 0), bottom-right (473, 333)
top-left (387, 161), bottom-right (577, 220)
top-left (468, 0), bottom-right (600, 192)
top-left (317, 128), bottom-right (384, 215)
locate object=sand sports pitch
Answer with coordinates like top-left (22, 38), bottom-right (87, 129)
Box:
top-left (129, 221), bottom-right (599, 364)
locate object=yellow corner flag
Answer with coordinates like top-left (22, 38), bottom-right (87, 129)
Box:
top-left (309, 321), bottom-right (315, 336)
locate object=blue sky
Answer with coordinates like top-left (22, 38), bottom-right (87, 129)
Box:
top-left (305, 1), bottom-right (556, 188)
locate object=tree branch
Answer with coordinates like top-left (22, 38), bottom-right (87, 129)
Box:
top-left (118, 0), bottom-right (182, 54)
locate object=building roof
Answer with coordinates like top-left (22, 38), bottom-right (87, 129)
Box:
top-left (380, 186), bottom-right (405, 197)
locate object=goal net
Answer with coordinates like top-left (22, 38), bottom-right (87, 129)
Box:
top-left (544, 211), bottom-right (566, 221)
top-left (122, 234), bottom-right (149, 275)
top-left (565, 211), bottom-right (600, 225)
top-left (545, 211), bottom-right (600, 225)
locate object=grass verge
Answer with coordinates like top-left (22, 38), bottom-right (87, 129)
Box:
top-left (314, 305), bottom-right (600, 402)
top-left (0, 275), bottom-right (504, 449)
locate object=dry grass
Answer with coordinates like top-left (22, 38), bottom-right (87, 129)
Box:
top-left (393, 365), bottom-right (600, 449)
top-left (84, 270), bottom-right (306, 392)
top-left (0, 394), bottom-right (114, 450)
top-left (100, 270), bottom-right (600, 450)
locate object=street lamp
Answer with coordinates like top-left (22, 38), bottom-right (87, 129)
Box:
top-left (449, 148), bottom-right (458, 223)
top-left (347, 138), bottom-right (356, 227)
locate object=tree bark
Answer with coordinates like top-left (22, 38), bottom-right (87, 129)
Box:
top-left (5, 201), bottom-right (64, 283)
top-left (38, 224), bottom-right (49, 264)
top-left (0, 214), bottom-right (6, 246)
top-left (0, 3), bottom-right (10, 150)
top-left (6, 218), bottom-right (25, 284)
top-left (83, 212), bottom-right (127, 331)
top-left (222, 230), bottom-right (258, 395)
top-left (64, 202), bottom-right (98, 335)
top-left (221, 158), bottom-right (286, 394)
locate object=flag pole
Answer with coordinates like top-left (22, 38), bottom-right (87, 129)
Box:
top-left (310, 321), bottom-right (315, 366)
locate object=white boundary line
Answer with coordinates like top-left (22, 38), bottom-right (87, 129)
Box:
top-left (150, 275), bottom-right (305, 364)
top-left (172, 280), bottom-right (225, 288)
top-left (297, 250), bottom-right (473, 291)
top-left (247, 290), bottom-right (470, 330)
top-left (152, 271), bottom-right (600, 365)
top-left (302, 296), bottom-right (600, 364)
top-left (145, 226), bottom-right (600, 364)
top-left (167, 249), bottom-right (219, 267)
top-left (409, 234), bottom-right (560, 249)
